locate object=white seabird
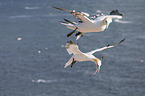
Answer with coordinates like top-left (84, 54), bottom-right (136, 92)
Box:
top-left (52, 6), bottom-right (123, 40)
top-left (64, 38), bottom-right (125, 75)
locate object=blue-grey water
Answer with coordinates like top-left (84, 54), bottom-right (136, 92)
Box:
top-left (0, 0), bottom-right (144, 96)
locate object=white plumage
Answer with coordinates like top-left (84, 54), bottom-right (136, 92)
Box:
top-left (52, 6), bottom-right (123, 40)
top-left (65, 38), bottom-right (125, 75)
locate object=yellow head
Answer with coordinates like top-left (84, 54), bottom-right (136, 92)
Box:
top-left (92, 57), bottom-right (103, 75)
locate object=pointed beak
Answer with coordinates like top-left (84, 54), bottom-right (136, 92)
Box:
top-left (91, 65), bottom-right (100, 76)
top-left (91, 58), bottom-right (102, 76)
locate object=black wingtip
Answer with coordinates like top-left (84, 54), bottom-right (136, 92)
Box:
top-left (66, 27), bottom-right (78, 37)
top-left (75, 32), bottom-right (82, 36)
top-left (60, 21), bottom-right (67, 23)
top-left (120, 38), bottom-right (126, 43)
top-left (63, 18), bottom-right (75, 25)
top-left (51, 6), bottom-right (60, 11)
top-left (101, 56), bottom-right (103, 60)
top-left (71, 58), bottom-right (76, 68)
top-left (67, 40), bottom-right (73, 44)
top-left (110, 9), bottom-right (123, 16)
top-left (107, 44), bottom-right (110, 47)
top-left (67, 31), bottom-right (74, 37)
top-left (101, 56), bottom-right (103, 62)
top-left (51, 6), bottom-right (58, 9)
top-left (69, 40), bottom-right (73, 44)
top-left (51, 6), bottom-right (61, 10)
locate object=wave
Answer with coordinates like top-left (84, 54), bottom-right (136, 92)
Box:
top-left (61, 45), bottom-right (65, 48)
top-left (9, 15), bottom-right (33, 19)
top-left (96, 10), bottom-right (102, 13)
top-left (114, 19), bottom-right (133, 24)
top-left (32, 79), bottom-right (57, 83)
top-left (24, 6), bottom-right (40, 10)
top-left (9, 14), bottom-right (71, 19)
top-left (137, 35), bottom-right (145, 39)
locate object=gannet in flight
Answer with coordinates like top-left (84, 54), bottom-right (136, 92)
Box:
top-left (52, 6), bottom-right (123, 40)
top-left (64, 38), bottom-right (125, 75)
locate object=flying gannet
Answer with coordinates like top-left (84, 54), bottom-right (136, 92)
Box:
top-left (52, 6), bottom-right (123, 40)
top-left (64, 38), bottom-right (125, 75)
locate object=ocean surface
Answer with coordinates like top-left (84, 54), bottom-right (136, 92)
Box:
top-left (0, 0), bottom-right (145, 96)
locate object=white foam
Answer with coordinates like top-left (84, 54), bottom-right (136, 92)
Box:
top-left (24, 7), bottom-right (40, 10)
top-left (61, 45), bottom-right (65, 48)
top-left (9, 15), bottom-right (33, 19)
top-left (45, 48), bottom-right (48, 50)
top-left (32, 79), bottom-right (57, 83)
top-left (96, 10), bottom-right (102, 13)
top-left (141, 60), bottom-right (144, 63)
top-left (38, 50), bottom-right (41, 54)
top-left (137, 35), bottom-right (145, 39)
top-left (17, 37), bottom-right (22, 41)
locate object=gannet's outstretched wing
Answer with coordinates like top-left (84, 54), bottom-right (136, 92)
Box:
top-left (95, 15), bottom-right (122, 21)
top-left (106, 15), bottom-right (122, 19)
top-left (52, 6), bottom-right (92, 23)
top-left (64, 57), bottom-right (73, 68)
top-left (95, 9), bottom-right (123, 21)
top-left (87, 38), bottom-right (125, 55)
top-left (65, 41), bottom-right (83, 55)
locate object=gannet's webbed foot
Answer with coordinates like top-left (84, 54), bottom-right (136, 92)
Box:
top-left (71, 58), bottom-right (76, 68)
top-left (75, 32), bottom-right (84, 40)
top-left (67, 27), bottom-right (78, 37)
top-left (75, 32), bottom-right (82, 36)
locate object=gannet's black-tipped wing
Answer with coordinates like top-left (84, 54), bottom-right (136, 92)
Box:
top-left (87, 38), bottom-right (125, 54)
top-left (66, 27), bottom-right (78, 37)
top-left (96, 15), bottom-right (122, 21)
top-left (64, 57), bottom-right (73, 68)
top-left (95, 10), bottom-right (123, 21)
top-left (52, 6), bottom-right (92, 23)
top-left (110, 9), bottom-right (123, 16)
top-left (63, 18), bottom-right (76, 25)
top-left (52, 6), bottom-right (72, 12)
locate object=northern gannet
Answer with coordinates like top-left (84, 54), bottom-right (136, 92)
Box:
top-left (52, 6), bottom-right (123, 40)
top-left (64, 38), bottom-right (125, 75)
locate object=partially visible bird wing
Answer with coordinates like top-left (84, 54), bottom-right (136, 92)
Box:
top-left (65, 41), bottom-right (83, 55)
top-left (95, 15), bottom-right (122, 21)
top-left (52, 6), bottom-right (93, 23)
top-left (52, 6), bottom-right (72, 12)
top-left (110, 9), bottom-right (123, 16)
top-left (87, 38), bottom-right (125, 54)
top-left (106, 15), bottom-right (122, 19)
top-left (64, 57), bottom-right (73, 68)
